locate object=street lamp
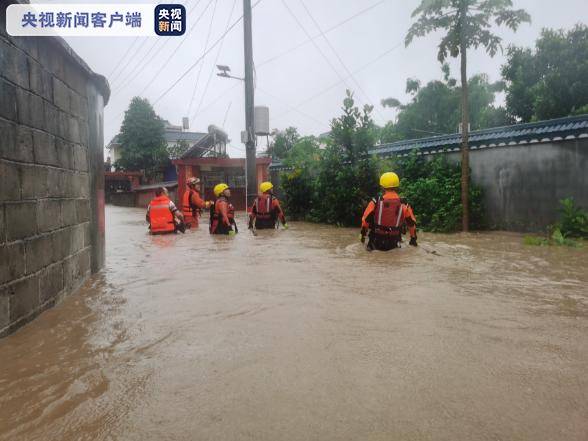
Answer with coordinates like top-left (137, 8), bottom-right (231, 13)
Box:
top-left (216, 63), bottom-right (256, 208)
top-left (216, 65), bottom-right (244, 81)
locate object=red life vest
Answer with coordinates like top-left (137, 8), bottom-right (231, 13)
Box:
top-left (373, 195), bottom-right (404, 237)
top-left (209, 197), bottom-right (235, 234)
top-left (182, 189), bottom-right (198, 226)
top-left (255, 195), bottom-right (273, 220)
top-left (149, 195), bottom-right (175, 234)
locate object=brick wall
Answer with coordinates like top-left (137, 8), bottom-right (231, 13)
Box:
top-left (0, 2), bottom-right (110, 337)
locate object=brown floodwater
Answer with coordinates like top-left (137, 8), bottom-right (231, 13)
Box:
top-left (1, 205), bottom-right (587, 441)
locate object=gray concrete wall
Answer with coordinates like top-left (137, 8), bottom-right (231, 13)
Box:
top-left (0, 3), bottom-right (109, 337)
top-left (441, 139), bottom-right (588, 231)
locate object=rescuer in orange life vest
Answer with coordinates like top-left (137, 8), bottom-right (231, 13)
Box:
top-left (360, 172), bottom-right (417, 251)
top-left (248, 181), bottom-right (288, 230)
top-left (146, 187), bottom-right (186, 234)
top-left (209, 183), bottom-right (238, 235)
top-left (181, 177), bottom-right (210, 228)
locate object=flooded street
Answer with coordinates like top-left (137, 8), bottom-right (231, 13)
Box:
top-left (1, 205), bottom-right (587, 441)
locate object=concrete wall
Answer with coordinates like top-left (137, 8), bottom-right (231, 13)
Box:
top-left (441, 139), bottom-right (588, 231)
top-left (0, 3), bottom-right (109, 337)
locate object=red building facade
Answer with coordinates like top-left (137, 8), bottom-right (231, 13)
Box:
top-left (173, 157), bottom-right (272, 211)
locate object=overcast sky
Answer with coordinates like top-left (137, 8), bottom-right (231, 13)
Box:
top-left (33, 0), bottom-right (588, 157)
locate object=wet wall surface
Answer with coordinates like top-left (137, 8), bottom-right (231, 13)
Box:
top-left (1, 205), bottom-right (587, 440)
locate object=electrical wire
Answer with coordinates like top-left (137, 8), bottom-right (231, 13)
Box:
top-left (297, 0), bottom-right (385, 121)
top-left (272, 42), bottom-right (403, 123)
top-left (186, 0), bottom-right (220, 117)
top-left (138, 0), bottom-right (217, 96)
top-left (108, 36), bottom-right (139, 78)
top-left (110, 0), bottom-right (203, 94)
top-left (258, 0), bottom-right (386, 69)
top-left (151, 0), bottom-right (264, 106)
top-left (191, 0), bottom-right (238, 124)
top-left (280, 0), bottom-right (352, 93)
top-left (256, 86), bottom-right (328, 129)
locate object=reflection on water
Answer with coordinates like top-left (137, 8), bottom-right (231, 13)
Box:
top-left (1, 206), bottom-right (587, 441)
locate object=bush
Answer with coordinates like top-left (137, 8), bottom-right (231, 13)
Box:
top-left (396, 152), bottom-right (485, 232)
top-left (555, 198), bottom-right (588, 239)
top-left (310, 151), bottom-right (379, 226)
top-left (279, 92), bottom-right (486, 232)
top-left (281, 169), bottom-right (315, 220)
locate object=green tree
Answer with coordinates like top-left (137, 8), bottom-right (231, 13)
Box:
top-left (380, 69), bottom-right (510, 142)
top-left (311, 91), bottom-right (380, 226)
top-left (267, 127), bottom-right (300, 159)
top-left (406, 0), bottom-right (530, 231)
top-left (502, 25), bottom-right (588, 122)
top-left (282, 136), bottom-right (321, 170)
top-left (116, 97), bottom-right (168, 180)
top-left (167, 139), bottom-right (191, 160)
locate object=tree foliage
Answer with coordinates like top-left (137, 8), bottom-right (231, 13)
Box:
top-left (406, 0), bottom-right (531, 63)
top-left (379, 68), bottom-right (510, 142)
top-left (396, 152), bottom-right (485, 232)
top-left (267, 127), bottom-right (300, 160)
top-left (311, 91), bottom-right (380, 226)
top-left (116, 97), bottom-right (168, 180)
top-left (406, 0), bottom-right (529, 231)
top-left (167, 139), bottom-right (191, 160)
top-left (502, 25), bottom-right (588, 122)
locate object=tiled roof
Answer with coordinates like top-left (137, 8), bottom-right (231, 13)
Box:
top-left (269, 115), bottom-right (588, 171)
top-left (370, 114), bottom-right (588, 157)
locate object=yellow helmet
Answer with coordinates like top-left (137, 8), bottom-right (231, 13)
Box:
top-left (380, 172), bottom-right (400, 189)
top-left (260, 181), bottom-right (273, 193)
top-left (213, 183), bottom-right (229, 197)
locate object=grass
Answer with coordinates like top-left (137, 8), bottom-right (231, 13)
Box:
top-left (523, 228), bottom-right (583, 248)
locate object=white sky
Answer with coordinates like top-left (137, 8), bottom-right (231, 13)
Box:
top-left (33, 0), bottom-right (588, 157)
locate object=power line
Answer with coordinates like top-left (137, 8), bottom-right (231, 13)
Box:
top-left (272, 42), bottom-right (403, 123)
top-left (192, 81), bottom-right (241, 122)
top-left (109, 37), bottom-right (151, 85)
top-left (280, 0), bottom-right (352, 94)
top-left (256, 86), bottom-right (328, 129)
top-left (191, 0), bottom-right (239, 125)
top-left (110, 0), bottom-right (203, 94)
top-left (186, 0), bottom-right (219, 117)
top-left (138, 0), bottom-right (217, 97)
top-left (108, 36), bottom-right (139, 78)
top-left (151, 0), bottom-right (264, 106)
top-left (297, 0), bottom-right (385, 121)
top-left (258, 0), bottom-right (386, 69)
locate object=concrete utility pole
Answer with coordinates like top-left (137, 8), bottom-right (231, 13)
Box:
top-left (243, 0), bottom-right (257, 209)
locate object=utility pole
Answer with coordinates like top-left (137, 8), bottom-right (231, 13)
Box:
top-left (243, 0), bottom-right (256, 209)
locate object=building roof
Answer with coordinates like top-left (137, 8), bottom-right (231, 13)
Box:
top-left (370, 114), bottom-right (588, 157)
top-left (134, 181), bottom-right (178, 192)
top-left (268, 114), bottom-right (588, 171)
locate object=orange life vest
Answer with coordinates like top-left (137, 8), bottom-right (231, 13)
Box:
top-left (373, 195), bottom-right (404, 237)
top-left (182, 189), bottom-right (198, 226)
top-left (209, 197), bottom-right (235, 234)
top-left (149, 195), bottom-right (175, 234)
top-left (254, 194), bottom-right (276, 228)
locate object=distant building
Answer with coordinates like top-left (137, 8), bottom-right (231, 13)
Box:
top-left (106, 120), bottom-right (208, 167)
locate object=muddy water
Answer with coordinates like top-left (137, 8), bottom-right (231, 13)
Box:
top-left (1, 205), bottom-right (587, 441)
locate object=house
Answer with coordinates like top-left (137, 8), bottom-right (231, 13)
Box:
top-left (105, 120), bottom-right (209, 168)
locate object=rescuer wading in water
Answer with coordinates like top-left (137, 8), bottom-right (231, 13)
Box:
top-left (209, 183), bottom-right (238, 235)
top-left (361, 172), bottom-right (417, 251)
top-left (146, 187), bottom-right (185, 234)
top-left (248, 181), bottom-right (288, 230)
top-left (181, 177), bottom-right (211, 228)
